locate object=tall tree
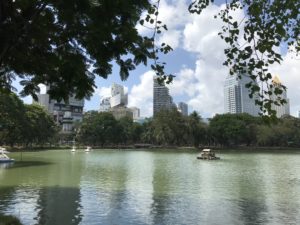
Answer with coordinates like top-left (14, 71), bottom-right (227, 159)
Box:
top-left (0, 92), bottom-right (26, 146)
top-left (187, 111), bottom-right (207, 148)
top-left (152, 108), bottom-right (188, 146)
top-left (24, 104), bottom-right (58, 146)
top-left (0, 0), bottom-right (153, 100)
top-left (209, 113), bottom-right (259, 147)
top-left (78, 111), bottom-right (121, 146)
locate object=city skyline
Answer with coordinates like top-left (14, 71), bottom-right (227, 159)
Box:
top-left (17, 0), bottom-right (299, 118)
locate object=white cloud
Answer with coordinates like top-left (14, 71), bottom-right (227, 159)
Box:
top-left (170, 59), bottom-right (227, 117)
top-left (95, 1), bottom-right (299, 119)
top-left (157, 30), bottom-right (182, 49)
top-left (95, 86), bottom-right (110, 100)
top-left (128, 71), bottom-right (155, 117)
top-left (166, 3), bottom-right (233, 117)
top-left (137, 0), bottom-right (190, 50)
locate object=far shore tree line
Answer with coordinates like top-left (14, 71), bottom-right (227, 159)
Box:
top-left (1, 92), bottom-right (300, 149)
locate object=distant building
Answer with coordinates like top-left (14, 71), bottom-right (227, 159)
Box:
top-left (224, 73), bottom-right (260, 116)
top-left (153, 76), bottom-right (174, 116)
top-left (270, 75), bottom-right (290, 118)
top-left (36, 86), bottom-right (84, 133)
top-left (177, 102), bottom-right (188, 116)
top-left (110, 83), bottom-right (128, 108)
top-left (99, 97), bottom-right (111, 112)
top-left (110, 107), bottom-right (133, 120)
top-left (129, 107), bottom-right (140, 120)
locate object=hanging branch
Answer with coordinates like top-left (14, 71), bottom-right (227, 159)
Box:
top-left (139, 0), bottom-right (174, 84)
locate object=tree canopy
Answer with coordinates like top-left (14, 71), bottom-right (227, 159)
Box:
top-left (189, 0), bottom-right (300, 117)
top-left (0, 0), bottom-right (299, 116)
top-left (0, 0), bottom-right (153, 100)
top-left (0, 92), bottom-right (57, 147)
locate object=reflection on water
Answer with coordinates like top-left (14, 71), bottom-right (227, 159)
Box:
top-left (0, 150), bottom-right (300, 225)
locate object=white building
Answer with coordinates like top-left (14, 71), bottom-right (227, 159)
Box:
top-left (129, 107), bottom-right (140, 120)
top-left (177, 102), bottom-right (188, 116)
top-left (99, 97), bottom-right (111, 112)
top-left (153, 76), bottom-right (174, 116)
top-left (224, 73), bottom-right (260, 116)
top-left (36, 86), bottom-right (84, 132)
top-left (270, 75), bottom-right (290, 118)
top-left (110, 83), bottom-right (128, 108)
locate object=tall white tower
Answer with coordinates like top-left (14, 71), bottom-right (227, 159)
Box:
top-left (224, 73), bottom-right (260, 116)
top-left (110, 83), bottom-right (128, 108)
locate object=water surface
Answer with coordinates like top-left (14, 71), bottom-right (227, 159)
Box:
top-left (0, 150), bottom-right (300, 225)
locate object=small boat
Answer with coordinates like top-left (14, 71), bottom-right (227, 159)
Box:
top-left (85, 146), bottom-right (91, 152)
top-left (71, 146), bottom-right (76, 152)
top-left (197, 149), bottom-right (220, 160)
top-left (0, 147), bottom-right (15, 163)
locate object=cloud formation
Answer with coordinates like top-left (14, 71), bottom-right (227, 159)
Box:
top-left (128, 71), bottom-right (155, 117)
top-left (96, 1), bottom-right (300, 118)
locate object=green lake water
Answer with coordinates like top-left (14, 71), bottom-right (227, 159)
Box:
top-left (0, 150), bottom-right (300, 225)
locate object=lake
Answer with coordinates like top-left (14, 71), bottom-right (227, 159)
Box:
top-left (0, 150), bottom-right (300, 225)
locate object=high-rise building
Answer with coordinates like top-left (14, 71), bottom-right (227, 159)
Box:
top-left (110, 83), bottom-right (128, 108)
top-left (224, 73), bottom-right (260, 116)
top-left (35, 86), bottom-right (84, 132)
top-left (270, 75), bottom-right (290, 118)
top-left (177, 102), bottom-right (188, 116)
top-left (153, 76), bottom-right (174, 116)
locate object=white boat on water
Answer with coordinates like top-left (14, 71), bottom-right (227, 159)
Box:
top-left (0, 147), bottom-right (15, 163)
top-left (71, 146), bottom-right (76, 152)
top-left (85, 146), bottom-right (91, 152)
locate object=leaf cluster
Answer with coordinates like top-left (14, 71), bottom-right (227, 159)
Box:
top-left (189, 0), bottom-right (300, 117)
top-left (0, 0), bottom-right (153, 101)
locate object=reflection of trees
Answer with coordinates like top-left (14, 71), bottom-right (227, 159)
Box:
top-left (150, 154), bottom-right (173, 225)
top-left (0, 187), bottom-right (17, 212)
top-left (35, 187), bottom-right (82, 225)
top-left (234, 155), bottom-right (268, 224)
top-left (34, 153), bottom-right (83, 225)
top-left (258, 154), bottom-right (300, 224)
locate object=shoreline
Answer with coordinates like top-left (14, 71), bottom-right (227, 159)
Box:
top-left (4, 145), bottom-right (300, 152)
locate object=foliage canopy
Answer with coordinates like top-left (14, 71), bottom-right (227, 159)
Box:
top-left (189, 0), bottom-right (300, 117)
top-left (0, 0), bottom-right (153, 100)
top-left (0, 0), bottom-right (299, 117)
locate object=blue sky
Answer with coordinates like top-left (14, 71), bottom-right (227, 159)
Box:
top-left (18, 0), bottom-right (300, 118)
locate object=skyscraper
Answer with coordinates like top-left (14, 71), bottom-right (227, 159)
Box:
top-left (110, 83), bottom-right (128, 108)
top-left (224, 73), bottom-right (260, 116)
top-left (178, 102), bottom-right (188, 116)
top-left (270, 75), bottom-right (290, 118)
top-left (153, 76), bottom-right (174, 116)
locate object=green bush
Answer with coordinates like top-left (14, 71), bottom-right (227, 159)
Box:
top-left (0, 214), bottom-right (23, 225)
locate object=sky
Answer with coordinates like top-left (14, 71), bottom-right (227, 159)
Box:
top-left (20, 0), bottom-right (300, 118)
